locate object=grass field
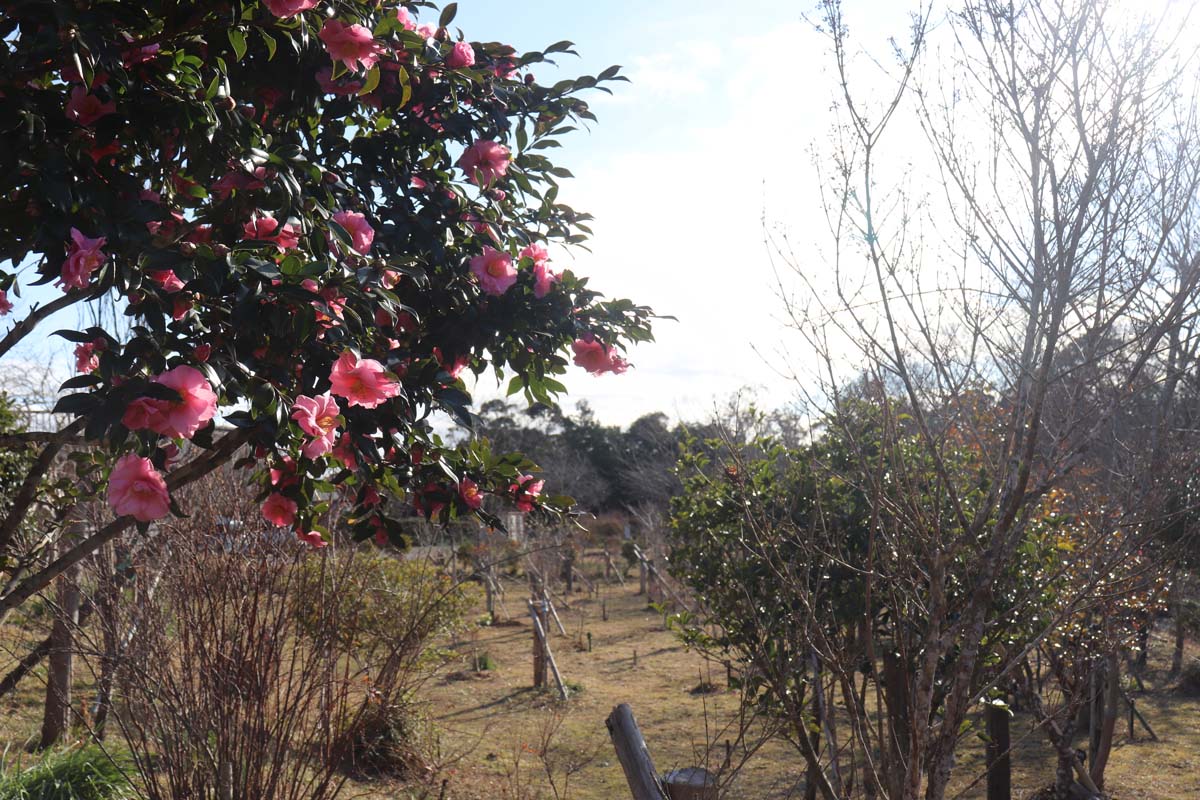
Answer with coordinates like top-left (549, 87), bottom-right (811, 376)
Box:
top-left (2, 565), bottom-right (1198, 799)
top-left (404, 575), bottom-right (1200, 800)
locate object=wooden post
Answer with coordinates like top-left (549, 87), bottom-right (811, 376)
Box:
top-left (531, 600), bottom-right (546, 688)
top-left (528, 600), bottom-right (568, 700)
top-left (638, 559), bottom-right (647, 596)
top-left (606, 704), bottom-right (668, 800)
top-left (985, 700), bottom-right (1011, 800)
top-left (606, 551), bottom-right (626, 585)
top-left (543, 590), bottom-right (568, 636)
top-left (663, 768), bottom-right (717, 800)
top-left (603, 599), bottom-right (609, 621)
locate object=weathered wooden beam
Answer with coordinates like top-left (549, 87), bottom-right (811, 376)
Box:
top-left (606, 704), bottom-right (668, 800)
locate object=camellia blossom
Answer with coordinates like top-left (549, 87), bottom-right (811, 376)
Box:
top-left (107, 454), bottom-right (170, 522)
top-left (331, 210), bottom-right (374, 255)
top-left (59, 228), bottom-right (107, 290)
top-left (74, 342), bottom-right (99, 373)
top-left (572, 337), bottom-right (630, 376)
top-left (520, 243), bottom-right (560, 298)
top-left (446, 41), bottom-right (476, 69)
top-left (297, 530), bottom-right (328, 549)
top-left (149, 269), bottom-right (185, 293)
top-left (319, 19), bottom-right (384, 72)
top-left (262, 493), bottom-right (298, 527)
top-left (243, 215), bottom-right (300, 252)
top-left (511, 475), bottom-right (544, 513)
top-left (458, 139), bottom-right (510, 185)
top-left (123, 365), bottom-right (218, 440)
top-left (469, 246), bottom-right (517, 296)
top-left (291, 393), bottom-right (341, 458)
top-left (0, 290), bottom-right (12, 315)
top-left (65, 86), bottom-right (116, 126)
top-left (329, 350), bottom-right (402, 409)
top-left (333, 434), bottom-right (358, 469)
top-left (459, 478), bottom-right (483, 510)
top-left (397, 8), bottom-right (417, 30)
top-left (262, 0), bottom-right (319, 18)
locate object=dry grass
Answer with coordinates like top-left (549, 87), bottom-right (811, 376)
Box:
top-left (2, 564), bottom-right (1198, 799)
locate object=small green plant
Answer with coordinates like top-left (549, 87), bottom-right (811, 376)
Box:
top-left (472, 651), bottom-right (497, 672)
top-left (0, 746), bottom-right (135, 800)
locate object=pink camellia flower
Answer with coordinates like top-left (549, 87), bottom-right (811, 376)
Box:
top-left (153, 365), bottom-right (219, 439)
top-left (433, 347), bottom-right (470, 379)
top-left (291, 393), bottom-right (341, 458)
top-left (469, 246), bottom-right (517, 296)
top-left (520, 242), bottom-right (561, 298)
top-left (315, 67), bottom-right (364, 96)
top-left (149, 269), bottom-right (185, 293)
top-left (333, 434), bottom-right (358, 470)
top-left (397, 8), bottom-right (417, 30)
top-left (243, 215), bottom-right (300, 252)
top-left (211, 169), bottom-right (265, 201)
top-left (532, 261), bottom-right (561, 298)
top-left (59, 228), bottom-right (107, 290)
top-left (416, 22), bottom-right (438, 39)
top-left (572, 338), bottom-right (609, 373)
top-left (331, 210), bottom-right (374, 255)
top-left (493, 57), bottom-right (518, 79)
top-left (262, 493), bottom-right (298, 527)
top-left (459, 478), bottom-right (483, 510)
top-left (296, 530), bottom-right (329, 549)
top-left (122, 397), bottom-right (167, 432)
top-left (511, 475), bottom-right (544, 513)
top-left (446, 41), bottom-right (475, 68)
top-left (123, 366), bottom-right (217, 439)
top-left (263, 0), bottom-right (319, 18)
top-left (122, 43), bottom-right (160, 67)
top-left (329, 350), bottom-right (402, 409)
top-left (0, 290), bottom-right (12, 315)
top-left (458, 139), bottom-right (510, 185)
top-left (65, 86), bottom-right (116, 127)
top-left (572, 337), bottom-right (629, 375)
top-left (107, 454), bottom-right (171, 522)
top-left (172, 296), bottom-right (192, 321)
top-left (319, 19), bottom-right (384, 72)
top-left (413, 482), bottom-right (446, 519)
top-left (74, 342), bottom-right (99, 373)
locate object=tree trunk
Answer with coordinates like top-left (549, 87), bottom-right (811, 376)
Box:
top-left (1089, 653), bottom-right (1120, 789)
top-left (39, 559), bottom-right (80, 749)
top-left (1170, 579), bottom-right (1186, 677)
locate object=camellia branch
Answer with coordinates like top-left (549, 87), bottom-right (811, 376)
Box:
top-left (0, 292), bottom-right (85, 361)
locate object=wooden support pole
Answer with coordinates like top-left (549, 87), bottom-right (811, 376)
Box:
top-left (543, 589), bottom-right (568, 636)
top-left (606, 704), bottom-right (668, 800)
top-left (606, 551), bottom-right (626, 585)
top-left (985, 701), bottom-right (1011, 800)
top-left (528, 600), bottom-right (569, 700)
top-left (531, 600), bottom-right (546, 688)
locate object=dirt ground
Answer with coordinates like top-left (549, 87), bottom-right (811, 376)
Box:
top-left (391, 575), bottom-right (1200, 800)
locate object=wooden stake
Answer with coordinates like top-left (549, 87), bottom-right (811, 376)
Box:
top-left (605, 704), bottom-right (668, 800)
top-left (528, 600), bottom-right (569, 700)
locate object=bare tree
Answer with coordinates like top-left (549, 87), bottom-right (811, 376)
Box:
top-left (679, 1), bottom-right (1200, 799)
